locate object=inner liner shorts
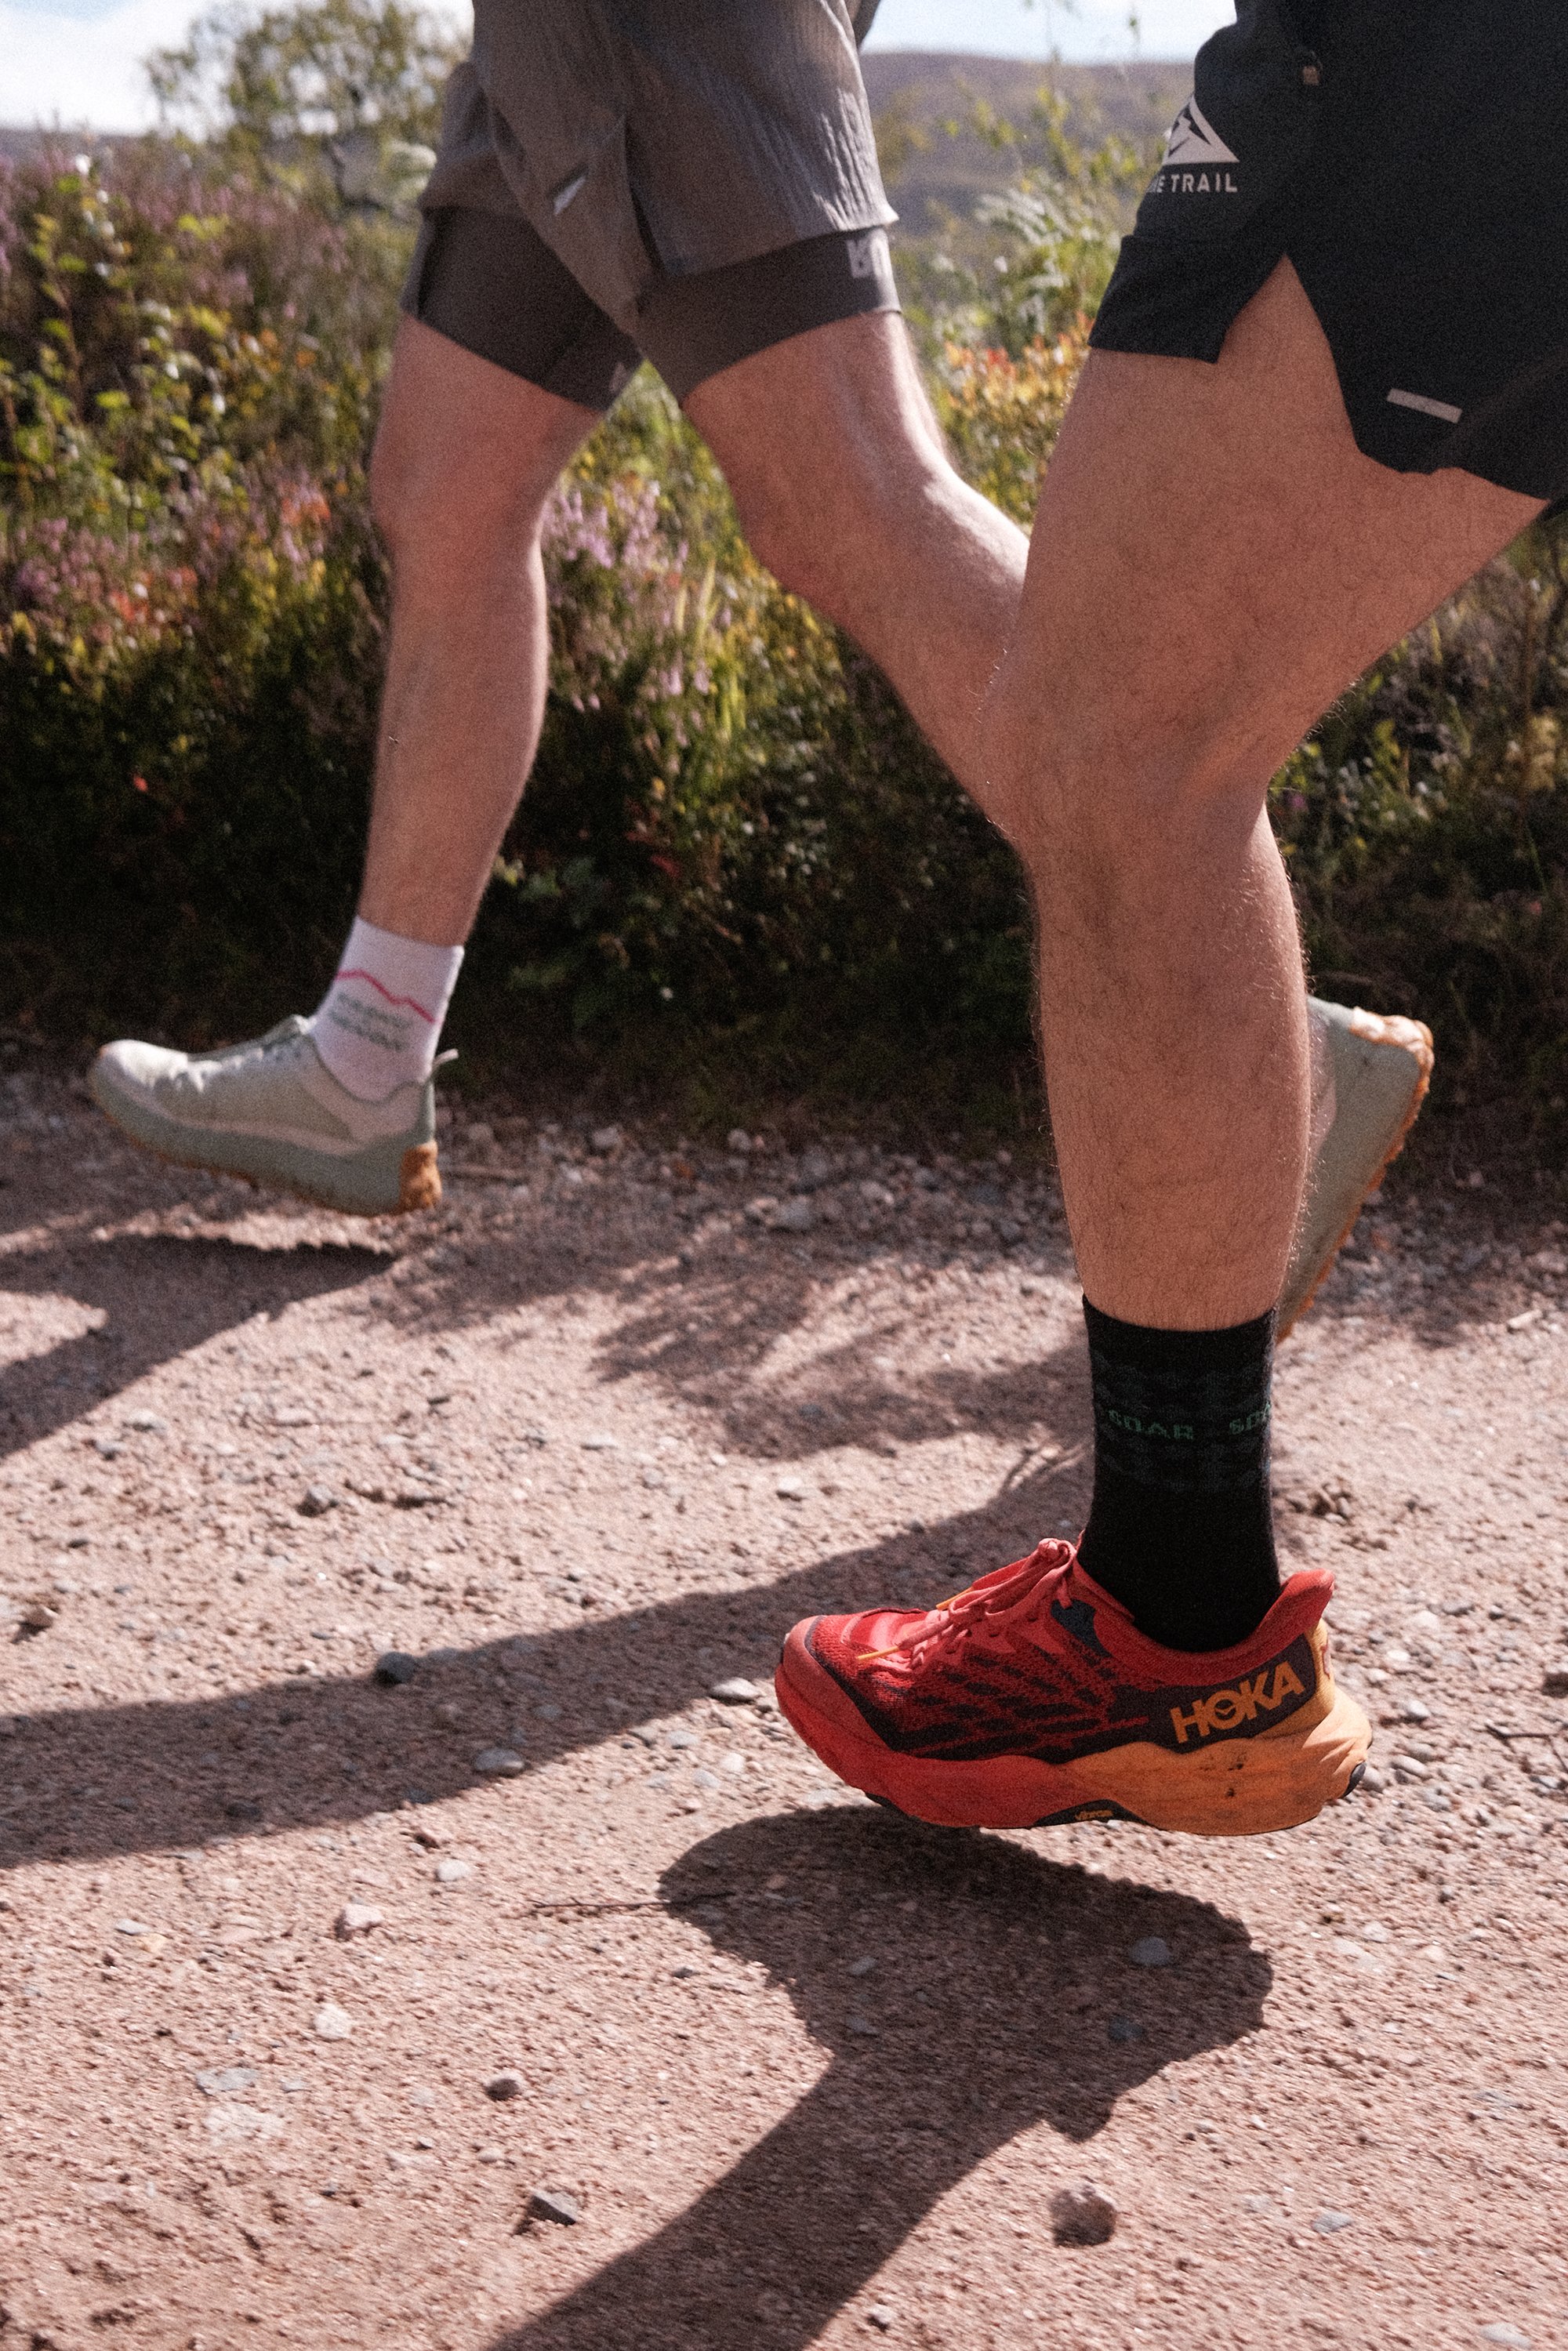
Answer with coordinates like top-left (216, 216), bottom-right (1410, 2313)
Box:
top-left (400, 0), bottom-right (900, 411)
top-left (1091, 0), bottom-right (1568, 505)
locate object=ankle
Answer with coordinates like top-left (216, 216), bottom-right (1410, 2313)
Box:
top-left (312, 916), bottom-right (462, 1102)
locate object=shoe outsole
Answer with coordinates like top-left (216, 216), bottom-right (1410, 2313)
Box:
top-left (88, 1064), bottom-right (441, 1218)
top-left (1279, 1008), bottom-right (1433, 1340)
top-left (775, 1631), bottom-right (1371, 1840)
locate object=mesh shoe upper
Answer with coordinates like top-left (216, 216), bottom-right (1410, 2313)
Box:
top-left (803, 1542), bottom-right (1334, 1767)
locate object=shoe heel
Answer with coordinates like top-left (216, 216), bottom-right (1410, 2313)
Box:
top-left (1090, 1686), bottom-right (1372, 1838)
top-left (399, 1142), bottom-right (441, 1212)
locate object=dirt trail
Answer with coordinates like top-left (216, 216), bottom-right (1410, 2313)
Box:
top-left (0, 1058), bottom-right (1565, 2351)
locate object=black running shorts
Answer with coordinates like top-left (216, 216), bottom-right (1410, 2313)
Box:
top-left (1091, 1), bottom-right (1568, 504)
top-left (400, 0), bottom-right (900, 411)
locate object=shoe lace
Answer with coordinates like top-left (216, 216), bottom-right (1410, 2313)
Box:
top-left (855, 1539), bottom-right (1071, 1667)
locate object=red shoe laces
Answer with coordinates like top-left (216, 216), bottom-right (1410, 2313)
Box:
top-left (855, 1539), bottom-right (1072, 1666)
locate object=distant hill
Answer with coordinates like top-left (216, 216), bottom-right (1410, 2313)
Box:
top-left (2, 52), bottom-right (1192, 241)
top-left (861, 52), bottom-right (1189, 235)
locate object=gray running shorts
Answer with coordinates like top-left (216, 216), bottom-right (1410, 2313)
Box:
top-left (399, 0), bottom-right (901, 410)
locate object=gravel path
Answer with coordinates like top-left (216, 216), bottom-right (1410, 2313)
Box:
top-left (1, 1057), bottom-right (1566, 2350)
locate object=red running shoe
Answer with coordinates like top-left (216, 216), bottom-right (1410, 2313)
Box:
top-left (776, 1541), bottom-right (1370, 1838)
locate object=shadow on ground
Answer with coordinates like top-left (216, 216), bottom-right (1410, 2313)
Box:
top-left (491, 1811), bottom-right (1269, 2351)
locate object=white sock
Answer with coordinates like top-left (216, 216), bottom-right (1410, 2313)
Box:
top-left (310, 917), bottom-right (463, 1102)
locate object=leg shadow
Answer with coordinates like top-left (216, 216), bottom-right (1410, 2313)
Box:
top-left (491, 1810), bottom-right (1269, 2351)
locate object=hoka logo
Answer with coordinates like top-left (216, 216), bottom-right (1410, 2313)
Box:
top-left (1169, 1660), bottom-right (1305, 1746)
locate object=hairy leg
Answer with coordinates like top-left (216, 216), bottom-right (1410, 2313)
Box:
top-left (361, 317), bottom-right (598, 945)
top-left (685, 313), bottom-right (1028, 820)
top-left (985, 260), bottom-right (1541, 1331)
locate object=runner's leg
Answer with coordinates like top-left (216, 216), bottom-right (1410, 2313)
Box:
top-left (362, 316), bottom-right (599, 946)
top-left (985, 259), bottom-right (1542, 1334)
top-left (684, 313), bottom-right (1027, 821)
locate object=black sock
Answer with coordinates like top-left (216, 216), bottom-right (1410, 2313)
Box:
top-left (1076, 1298), bottom-right (1282, 1653)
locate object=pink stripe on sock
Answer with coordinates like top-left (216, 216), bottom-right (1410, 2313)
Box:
top-left (334, 969), bottom-right (437, 1023)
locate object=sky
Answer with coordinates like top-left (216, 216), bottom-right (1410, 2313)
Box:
top-left (0, 0), bottom-right (1233, 136)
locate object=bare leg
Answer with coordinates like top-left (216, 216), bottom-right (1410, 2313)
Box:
top-left (361, 317), bottom-right (599, 945)
top-left (685, 314), bottom-right (1029, 821)
top-left (983, 262), bottom-right (1541, 1330)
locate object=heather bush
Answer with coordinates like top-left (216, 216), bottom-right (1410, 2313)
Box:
top-left (2, 111), bottom-right (1566, 1142)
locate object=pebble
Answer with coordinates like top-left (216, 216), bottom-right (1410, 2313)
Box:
top-left (848, 1956), bottom-right (877, 1977)
top-left (1107, 2015), bottom-right (1144, 2044)
top-left (726, 1130), bottom-right (752, 1154)
top-left (1312, 2210), bottom-right (1354, 2235)
top-left (1129, 1936), bottom-right (1171, 1968)
top-left (125, 1410), bottom-right (165, 1433)
top-left (434, 1858), bottom-right (474, 1885)
top-left (526, 2187), bottom-right (581, 2227)
top-left (768, 1197), bottom-right (816, 1233)
top-left (775, 1476), bottom-right (807, 1500)
top-left (711, 1678), bottom-right (759, 1704)
top-left (486, 2071), bottom-right (525, 2102)
top-left (313, 2004), bottom-right (353, 2042)
top-left (1050, 2182), bottom-right (1117, 2247)
top-left (866, 2309), bottom-right (895, 2334)
top-left (1480, 2327), bottom-right (1532, 2348)
top-left (299, 1486), bottom-right (338, 1517)
top-left (474, 1747), bottom-right (524, 1777)
top-left (590, 1126), bottom-right (622, 1154)
top-left (374, 1651), bottom-right (421, 1685)
top-left (1543, 1667), bottom-right (1568, 1697)
top-left (1359, 1765), bottom-right (1388, 1795)
top-left (335, 1903), bottom-right (383, 1939)
top-left (114, 1918), bottom-right (151, 1936)
top-left (194, 2066), bottom-right (257, 2097)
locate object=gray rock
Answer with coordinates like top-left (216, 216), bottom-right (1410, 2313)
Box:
top-left (194, 2065), bottom-right (257, 2097)
top-left (335, 1903), bottom-right (382, 1939)
top-left (435, 1857), bottom-right (474, 1885)
top-left (125, 1410), bottom-right (165, 1433)
top-left (1359, 1764), bottom-right (1388, 1794)
top-left (775, 1475), bottom-right (807, 1500)
top-left (846, 2013), bottom-right (878, 2037)
top-left (1543, 1667), bottom-right (1568, 1697)
top-left (1050, 2181), bottom-right (1117, 2247)
top-left (711, 1678), bottom-right (759, 1704)
top-left (374, 1650), bottom-right (421, 1685)
top-left (848, 1956), bottom-right (877, 1977)
top-left (726, 1130), bottom-right (752, 1155)
top-left (1480, 2327), bottom-right (1532, 2348)
top-left (486, 2071), bottom-right (525, 2101)
top-left (581, 1433), bottom-right (617, 1451)
top-left (526, 2187), bottom-right (581, 2227)
top-left (1129, 1936), bottom-right (1172, 1968)
top-left (590, 1126), bottom-right (623, 1155)
top-left (299, 1486), bottom-right (338, 1517)
top-left (313, 2004), bottom-right (353, 2042)
top-left (1107, 2015), bottom-right (1144, 2044)
top-left (1312, 2210), bottom-right (1354, 2235)
top-left (769, 1197), bottom-right (817, 1233)
top-left (866, 2309), bottom-right (895, 2334)
top-left (474, 1747), bottom-right (524, 1777)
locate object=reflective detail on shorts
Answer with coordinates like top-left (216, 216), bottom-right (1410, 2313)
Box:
top-left (1387, 387), bottom-right (1464, 425)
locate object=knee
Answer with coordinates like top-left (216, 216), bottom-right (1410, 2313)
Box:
top-left (368, 426), bottom-right (552, 581)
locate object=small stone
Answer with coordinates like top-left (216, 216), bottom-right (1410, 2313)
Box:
top-left (525, 2187), bottom-right (581, 2228)
top-left (486, 2071), bottom-right (524, 2101)
top-left (1312, 2210), bottom-right (1354, 2235)
top-left (299, 1486), bottom-right (337, 1517)
top-left (775, 1475), bottom-right (807, 1500)
top-left (194, 2065), bottom-right (257, 2097)
top-left (581, 1434), bottom-right (617, 1452)
top-left (1359, 1921), bottom-right (1390, 1943)
top-left (313, 2004), bottom-right (353, 2042)
top-left (849, 1956), bottom-right (877, 1977)
top-left (206, 2102), bottom-right (283, 2143)
top-left (1050, 2181), bottom-right (1117, 2247)
top-left (1480, 2327), bottom-right (1533, 2348)
top-left (846, 2013), bottom-right (878, 2037)
top-left (1542, 1667), bottom-right (1568, 1697)
top-left (18, 1601), bottom-right (57, 1633)
top-left (474, 1747), bottom-right (524, 1777)
top-left (335, 1903), bottom-right (382, 1939)
top-left (1400, 1699), bottom-right (1432, 1724)
top-left (434, 1857), bottom-right (474, 1885)
top-left (1359, 1765), bottom-right (1388, 1794)
top-left (1129, 1936), bottom-right (1171, 1968)
top-left (1107, 2015), bottom-right (1144, 2044)
top-left (866, 2309), bottom-right (895, 2334)
top-left (93, 1436), bottom-right (122, 1459)
top-left (125, 1410), bottom-right (165, 1433)
top-left (711, 1678), bottom-right (759, 1704)
top-left (114, 1918), bottom-right (151, 1936)
top-left (726, 1130), bottom-right (752, 1155)
top-left (374, 1651), bottom-right (420, 1685)
top-left (769, 1197), bottom-right (817, 1233)
top-left (590, 1126), bottom-right (622, 1155)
